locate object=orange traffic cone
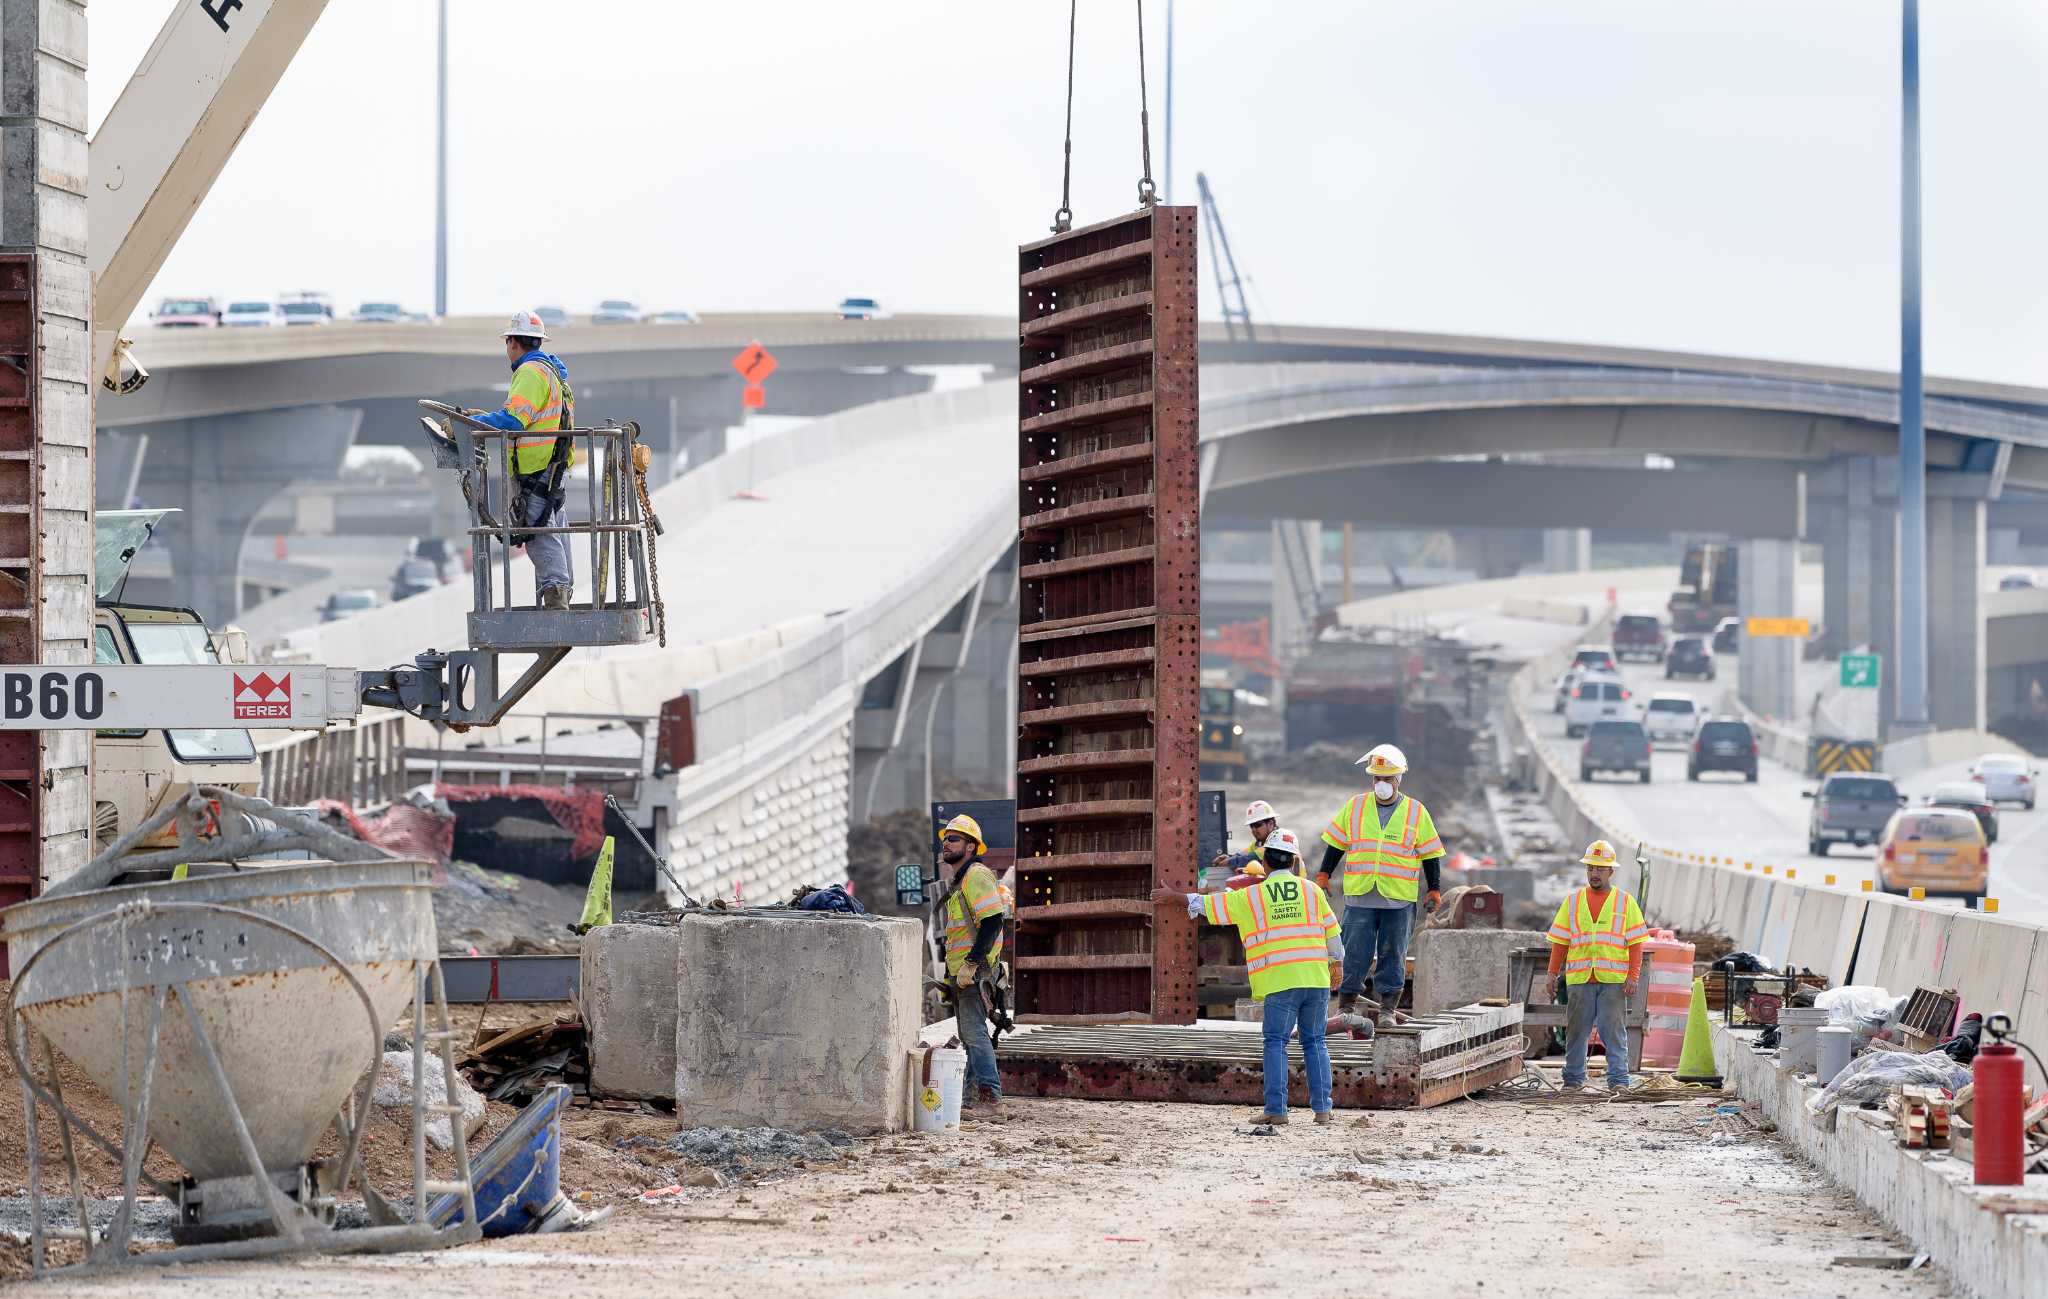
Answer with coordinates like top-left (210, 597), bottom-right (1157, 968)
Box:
top-left (1675, 975), bottom-right (1722, 1087)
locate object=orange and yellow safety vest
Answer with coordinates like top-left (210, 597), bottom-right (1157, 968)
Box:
top-left (1199, 871), bottom-right (1339, 999)
top-left (941, 862), bottom-right (1007, 978)
top-left (1547, 887), bottom-right (1650, 985)
top-left (1319, 794), bottom-right (1444, 904)
top-left (503, 355), bottom-right (569, 476)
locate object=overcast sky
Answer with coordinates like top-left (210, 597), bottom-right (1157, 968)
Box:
top-left (93, 1), bottom-right (2048, 385)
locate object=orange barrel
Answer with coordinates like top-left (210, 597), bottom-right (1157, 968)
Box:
top-left (1639, 929), bottom-right (1696, 1069)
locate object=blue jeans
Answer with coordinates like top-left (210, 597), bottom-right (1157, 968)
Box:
top-left (520, 484), bottom-right (571, 597)
top-left (1563, 980), bottom-right (1633, 1087)
top-left (1338, 905), bottom-right (1413, 1002)
top-left (956, 984), bottom-right (1000, 1100)
top-left (1260, 986), bottom-right (1332, 1117)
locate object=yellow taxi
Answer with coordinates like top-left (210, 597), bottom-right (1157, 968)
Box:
top-left (1875, 807), bottom-right (1988, 901)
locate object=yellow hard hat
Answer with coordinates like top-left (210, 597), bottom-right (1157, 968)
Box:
top-left (1357, 743), bottom-right (1408, 777)
top-left (1580, 839), bottom-right (1619, 868)
top-left (938, 813), bottom-right (986, 856)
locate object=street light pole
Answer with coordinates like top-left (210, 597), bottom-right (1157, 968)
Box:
top-left (1896, 0), bottom-right (1929, 732)
top-left (434, 0), bottom-right (449, 319)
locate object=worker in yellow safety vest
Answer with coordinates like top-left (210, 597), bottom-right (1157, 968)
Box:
top-left (936, 813), bottom-right (1007, 1108)
top-left (472, 310), bottom-right (575, 609)
top-left (1212, 798), bottom-right (1280, 876)
top-left (1547, 839), bottom-right (1651, 1090)
top-left (1154, 830), bottom-right (1344, 1127)
top-left (1313, 743), bottom-right (1447, 1021)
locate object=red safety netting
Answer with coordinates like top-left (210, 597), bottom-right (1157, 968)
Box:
top-left (309, 798), bottom-right (456, 864)
top-left (437, 783), bottom-right (608, 862)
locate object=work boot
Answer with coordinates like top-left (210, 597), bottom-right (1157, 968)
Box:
top-left (539, 585), bottom-right (571, 610)
top-left (1312, 1111), bottom-right (1334, 1126)
top-left (1336, 994), bottom-right (1357, 1015)
top-left (1255, 1111), bottom-right (1289, 1125)
top-left (1376, 1012), bottom-right (1395, 1030)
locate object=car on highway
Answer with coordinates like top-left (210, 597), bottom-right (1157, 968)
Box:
top-left (1712, 616), bottom-right (1742, 654)
top-left (350, 301), bottom-right (407, 324)
top-left (1688, 716), bottom-right (1758, 782)
top-left (221, 300), bottom-right (282, 327)
top-left (1666, 635), bottom-right (1715, 681)
top-left (1580, 718), bottom-right (1652, 783)
top-left (535, 306), bottom-right (571, 331)
top-left (151, 295), bottom-right (220, 328)
top-left (1612, 614), bottom-right (1665, 663)
top-left (1570, 645), bottom-right (1619, 674)
top-left (1805, 773), bottom-right (1906, 854)
top-left (1925, 781), bottom-right (1997, 843)
top-left (649, 309), bottom-right (699, 324)
top-left (1642, 693), bottom-right (1702, 746)
top-left (278, 291), bottom-right (334, 325)
top-left (320, 588), bottom-right (382, 622)
top-left (1875, 807), bottom-right (1987, 901)
top-left (837, 296), bottom-right (885, 320)
top-left (591, 300), bottom-right (644, 324)
top-left (389, 557), bottom-right (445, 603)
top-left (1968, 753), bottom-right (2037, 808)
top-left (1565, 676), bottom-right (1632, 737)
top-left (1997, 572), bottom-right (2037, 591)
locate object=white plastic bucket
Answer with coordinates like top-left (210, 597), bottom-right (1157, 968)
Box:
top-left (909, 1046), bottom-right (966, 1132)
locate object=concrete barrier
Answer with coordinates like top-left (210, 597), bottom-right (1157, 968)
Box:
top-left (1499, 595), bottom-right (1590, 626)
top-left (1872, 901), bottom-right (1956, 997)
top-left (2018, 942), bottom-right (2048, 1091)
top-left (1757, 883), bottom-right (1801, 969)
top-left (1848, 900), bottom-right (1894, 987)
top-left (1880, 727), bottom-right (2029, 777)
top-left (582, 923), bottom-right (681, 1100)
top-left (1936, 918), bottom-right (2039, 1030)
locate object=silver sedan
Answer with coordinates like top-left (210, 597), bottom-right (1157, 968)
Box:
top-left (1969, 753), bottom-right (2039, 809)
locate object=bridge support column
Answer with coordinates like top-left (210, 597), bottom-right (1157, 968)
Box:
top-left (1542, 528), bottom-right (1591, 573)
top-left (1738, 537), bottom-right (1798, 722)
top-left (1450, 530), bottom-right (1529, 581)
top-left (1820, 458), bottom-right (1876, 656)
top-left (137, 406), bottom-right (362, 626)
top-left (95, 430), bottom-right (149, 511)
top-left (851, 574), bottom-right (994, 823)
top-left (932, 548), bottom-right (1017, 796)
top-left (581, 396), bottom-right (678, 491)
top-left (1926, 496), bottom-right (1985, 733)
top-left (1990, 527), bottom-right (2023, 566)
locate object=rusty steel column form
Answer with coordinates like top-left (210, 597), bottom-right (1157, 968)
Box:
top-left (1013, 205), bottom-right (1200, 1025)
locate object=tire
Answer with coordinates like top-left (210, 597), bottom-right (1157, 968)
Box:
top-left (1639, 769), bottom-right (1651, 784)
top-left (1808, 839), bottom-right (1821, 856)
top-left (1687, 767), bottom-right (1699, 782)
top-left (1567, 725), bottom-right (1582, 738)
top-left (1813, 839), bottom-right (1829, 857)
top-left (1579, 767), bottom-right (1593, 782)
top-left (1746, 768), bottom-right (1758, 784)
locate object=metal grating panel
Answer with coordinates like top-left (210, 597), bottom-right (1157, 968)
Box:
top-left (0, 254), bottom-right (39, 952)
top-left (1013, 206), bottom-right (1200, 1023)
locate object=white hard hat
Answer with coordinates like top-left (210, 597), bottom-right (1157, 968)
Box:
top-left (1244, 799), bottom-right (1278, 827)
top-left (502, 309), bottom-right (549, 342)
top-left (1357, 743), bottom-right (1409, 777)
top-left (1265, 829), bottom-right (1302, 860)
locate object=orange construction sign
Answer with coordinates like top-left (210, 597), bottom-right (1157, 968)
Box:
top-left (732, 341), bottom-right (776, 412)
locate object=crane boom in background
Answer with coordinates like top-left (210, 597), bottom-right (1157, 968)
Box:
top-left (1195, 172), bottom-right (1255, 342)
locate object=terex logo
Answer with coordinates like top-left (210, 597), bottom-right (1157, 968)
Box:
top-left (232, 671), bottom-right (292, 721)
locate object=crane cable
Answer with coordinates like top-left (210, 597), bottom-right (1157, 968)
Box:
top-left (1051, 0), bottom-right (1159, 233)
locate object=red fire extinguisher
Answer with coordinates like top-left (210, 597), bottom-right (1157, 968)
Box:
top-left (1973, 1013), bottom-right (2031, 1186)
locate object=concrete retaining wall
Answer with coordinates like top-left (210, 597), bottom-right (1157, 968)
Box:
top-left (1711, 1019), bottom-right (2048, 1299)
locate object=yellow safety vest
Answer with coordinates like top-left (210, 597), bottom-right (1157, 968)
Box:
top-left (504, 356), bottom-right (569, 476)
top-left (1547, 887), bottom-right (1650, 985)
top-left (941, 862), bottom-right (1006, 978)
top-left (1199, 871), bottom-right (1339, 999)
top-left (1319, 794), bottom-right (1444, 904)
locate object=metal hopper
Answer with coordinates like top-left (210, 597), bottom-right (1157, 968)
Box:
top-left (3, 787), bottom-right (478, 1275)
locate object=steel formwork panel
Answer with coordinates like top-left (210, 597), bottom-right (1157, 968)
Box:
top-left (0, 256), bottom-right (40, 947)
top-left (1015, 206), bottom-right (1199, 1024)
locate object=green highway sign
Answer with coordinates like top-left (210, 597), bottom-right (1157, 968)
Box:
top-left (1840, 653), bottom-right (1881, 690)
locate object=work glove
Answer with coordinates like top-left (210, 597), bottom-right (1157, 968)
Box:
top-left (1315, 872), bottom-right (1332, 892)
top-left (1423, 889), bottom-right (1442, 914)
top-left (954, 962), bottom-right (979, 989)
top-left (1554, 974), bottom-right (1570, 1005)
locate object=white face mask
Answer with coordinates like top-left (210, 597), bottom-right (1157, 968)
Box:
top-left (1374, 780), bottom-right (1396, 802)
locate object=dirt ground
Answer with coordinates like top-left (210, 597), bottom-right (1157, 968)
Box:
top-left (14, 1092), bottom-right (1954, 1299)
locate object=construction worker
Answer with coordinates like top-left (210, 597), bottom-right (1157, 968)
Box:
top-left (472, 310), bottom-right (574, 610)
top-left (1548, 840), bottom-right (1651, 1090)
top-left (936, 813), bottom-right (1007, 1108)
top-left (1315, 743), bottom-right (1447, 1021)
top-left (1212, 799), bottom-right (1280, 875)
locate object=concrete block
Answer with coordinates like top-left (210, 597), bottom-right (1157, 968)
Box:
top-left (1412, 928), bottom-right (1549, 1016)
top-left (1757, 883), bottom-right (1801, 969)
top-left (582, 923), bottom-right (682, 1100)
top-left (1874, 902), bottom-right (1955, 997)
top-left (1849, 898), bottom-right (1894, 987)
top-left (1936, 914), bottom-right (2039, 1033)
top-left (675, 912), bottom-right (921, 1133)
